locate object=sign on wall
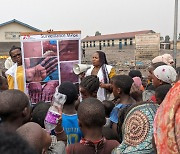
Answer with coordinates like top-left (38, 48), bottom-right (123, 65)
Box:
top-left (20, 31), bottom-right (81, 104)
top-left (135, 33), bottom-right (160, 61)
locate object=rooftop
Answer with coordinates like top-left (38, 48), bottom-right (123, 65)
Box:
top-left (82, 30), bottom-right (155, 42)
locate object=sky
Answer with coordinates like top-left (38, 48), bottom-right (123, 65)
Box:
top-left (0, 0), bottom-right (179, 39)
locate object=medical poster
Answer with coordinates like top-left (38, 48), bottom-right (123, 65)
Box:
top-left (20, 31), bottom-right (81, 104)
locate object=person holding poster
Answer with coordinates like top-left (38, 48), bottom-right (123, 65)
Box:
top-left (5, 46), bottom-right (25, 92)
top-left (86, 51), bottom-right (116, 101)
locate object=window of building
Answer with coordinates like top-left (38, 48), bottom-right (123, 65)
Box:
top-left (124, 39), bottom-right (127, 46)
top-left (107, 40), bottom-right (110, 46)
top-left (103, 40), bottom-right (105, 47)
top-left (130, 38), bottom-right (133, 45)
top-left (93, 41), bottom-right (96, 47)
top-left (86, 42), bottom-right (88, 47)
top-left (112, 40), bottom-right (114, 46)
top-left (83, 42), bottom-right (85, 48)
top-left (119, 39), bottom-right (122, 42)
top-left (90, 41), bottom-right (92, 47)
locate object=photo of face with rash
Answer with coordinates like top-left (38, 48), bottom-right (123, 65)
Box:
top-left (43, 40), bottom-right (57, 57)
top-left (59, 40), bottom-right (79, 61)
top-left (23, 41), bottom-right (42, 58)
top-left (60, 61), bottom-right (79, 83)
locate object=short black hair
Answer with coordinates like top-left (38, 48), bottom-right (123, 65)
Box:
top-left (102, 100), bottom-right (115, 117)
top-left (80, 75), bottom-right (99, 94)
top-left (128, 70), bottom-right (142, 78)
top-left (112, 75), bottom-right (134, 95)
top-left (9, 46), bottom-right (21, 56)
top-left (58, 81), bottom-right (78, 105)
top-left (0, 129), bottom-right (37, 154)
top-left (155, 84), bottom-right (172, 104)
top-left (78, 97), bottom-right (106, 128)
top-left (0, 90), bottom-right (30, 122)
top-left (31, 102), bottom-right (50, 128)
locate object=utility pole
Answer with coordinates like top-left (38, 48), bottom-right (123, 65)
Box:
top-left (173, 0), bottom-right (178, 68)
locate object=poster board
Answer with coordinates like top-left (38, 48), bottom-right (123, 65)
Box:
top-left (135, 33), bottom-right (160, 61)
top-left (20, 30), bottom-right (81, 104)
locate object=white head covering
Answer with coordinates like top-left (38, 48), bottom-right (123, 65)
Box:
top-left (153, 65), bottom-right (177, 84)
top-left (152, 54), bottom-right (174, 66)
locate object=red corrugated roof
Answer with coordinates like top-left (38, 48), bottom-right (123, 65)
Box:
top-left (82, 30), bottom-right (155, 42)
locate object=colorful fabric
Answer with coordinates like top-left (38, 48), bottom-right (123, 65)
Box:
top-left (62, 113), bottom-right (83, 145)
top-left (5, 64), bottom-right (25, 92)
top-left (154, 80), bottom-right (180, 154)
top-left (112, 103), bottom-right (159, 154)
top-left (153, 65), bottom-right (177, 84)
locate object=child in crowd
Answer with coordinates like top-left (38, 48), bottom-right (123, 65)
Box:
top-left (79, 75), bottom-right (99, 100)
top-left (110, 75), bottom-right (135, 135)
top-left (102, 100), bottom-right (115, 127)
top-left (58, 81), bottom-right (83, 145)
top-left (17, 122), bottom-right (66, 154)
top-left (75, 75), bottom-right (99, 110)
top-left (31, 101), bottom-right (51, 128)
top-left (66, 97), bottom-right (119, 154)
top-left (155, 84), bottom-right (172, 105)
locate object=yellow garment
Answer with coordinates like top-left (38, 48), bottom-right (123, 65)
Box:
top-left (109, 68), bottom-right (116, 78)
top-left (7, 66), bottom-right (24, 92)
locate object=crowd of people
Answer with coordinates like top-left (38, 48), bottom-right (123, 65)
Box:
top-left (0, 46), bottom-right (179, 154)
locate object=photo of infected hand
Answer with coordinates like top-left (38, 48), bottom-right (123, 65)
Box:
top-left (26, 57), bottom-right (58, 82)
top-left (28, 82), bottom-right (42, 103)
top-left (42, 80), bottom-right (59, 102)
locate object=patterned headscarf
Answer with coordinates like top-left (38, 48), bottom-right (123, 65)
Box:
top-left (153, 65), bottom-right (177, 84)
top-left (154, 80), bottom-right (180, 154)
top-left (112, 103), bottom-right (159, 154)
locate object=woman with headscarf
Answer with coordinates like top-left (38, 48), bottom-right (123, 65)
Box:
top-left (152, 65), bottom-right (177, 88)
top-left (112, 102), bottom-right (159, 154)
top-left (85, 50), bottom-right (116, 101)
top-left (154, 80), bottom-right (180, 154)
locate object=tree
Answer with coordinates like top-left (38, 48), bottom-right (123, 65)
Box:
top-left (95, 31), bottom-right (101, 36)
top-left (164, 35), bottom-right (170, 43)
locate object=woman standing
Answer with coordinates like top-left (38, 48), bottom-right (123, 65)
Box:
top-left (86, 51), bottom-right (116, 101)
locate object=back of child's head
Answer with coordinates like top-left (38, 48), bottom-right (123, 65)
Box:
top-left (58, 81), bottom-right (78, 105)
top-left (80, 75), bottom-right (99, 94)
top-left (31, 102), bottom-right (50, 128)
top-left (128, 70), bottom-right (142, 79)
top-left (102, 100), bottom-right (115, 117)
top-left (78, 97), bottom-right (106, 128)
top-left (111, 75), bottom-right (134, 95)
top-left (155, 84), bottom-right (172, 105)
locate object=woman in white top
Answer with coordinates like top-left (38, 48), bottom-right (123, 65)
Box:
top-left (86, 51), bottom-right (116, 101)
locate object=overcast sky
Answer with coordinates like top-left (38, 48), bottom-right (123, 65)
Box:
top-left (0, 0), bottom-right (179, 39)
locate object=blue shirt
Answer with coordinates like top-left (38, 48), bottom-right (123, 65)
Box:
top-left (110, 104), bottom-right (130, 124)
top-left (62, 113), bottom-right (83, 145)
